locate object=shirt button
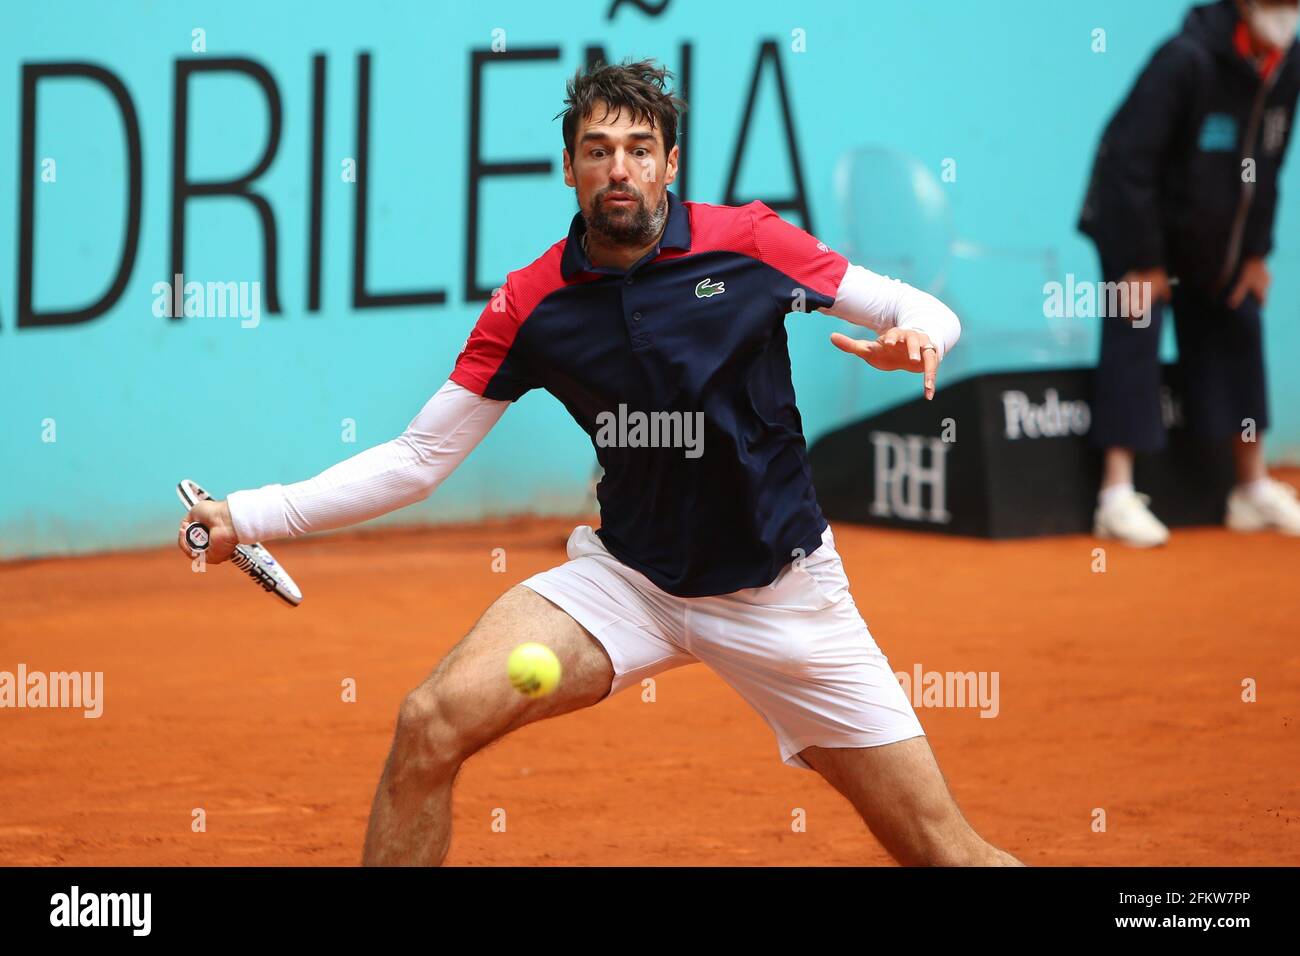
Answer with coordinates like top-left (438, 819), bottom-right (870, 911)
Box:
top-left (625, 277), bottom-right (634, 285)
top-left (632, 311), bottom-right (642, 322)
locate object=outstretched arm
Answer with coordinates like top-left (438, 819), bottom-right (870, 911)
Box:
top-left (176, 380), bottom-right (508, 562)
top-left (745, 201), bottom-right (960, 401)
top-left (819, 263), bottom-right (962, 400)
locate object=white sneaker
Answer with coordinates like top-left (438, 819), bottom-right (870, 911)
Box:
top-left (1226, 479), bottom-right (1300, 535)
top-left (1094, 489), bottom-right (1170, 547)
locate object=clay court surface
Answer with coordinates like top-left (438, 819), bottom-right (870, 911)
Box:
top-left (2, 476), bottom-right (1298, 867)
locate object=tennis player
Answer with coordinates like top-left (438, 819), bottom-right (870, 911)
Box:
top-left (178, 59), bottom-right (1023, 867)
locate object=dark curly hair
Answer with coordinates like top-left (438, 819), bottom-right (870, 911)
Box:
top-left (557, 58), bottom-right (687, 156)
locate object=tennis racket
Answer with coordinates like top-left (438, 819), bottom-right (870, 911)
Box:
top-left (178, 478), bottom-right (304, 607)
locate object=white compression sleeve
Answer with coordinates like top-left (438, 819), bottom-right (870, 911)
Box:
top-left (818, 263), bottom-right (962, 360)
top-left (225, 380), bottom-right (508, 544)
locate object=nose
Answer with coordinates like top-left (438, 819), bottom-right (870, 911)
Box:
top-left (609, 148), bottom-right (633, 184)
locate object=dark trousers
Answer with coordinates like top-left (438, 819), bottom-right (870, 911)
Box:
top-left (1090, 269), bottom-right (1269, 454)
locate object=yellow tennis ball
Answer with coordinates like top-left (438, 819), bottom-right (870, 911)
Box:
top-left (507, 642), bottom-right (562, 698)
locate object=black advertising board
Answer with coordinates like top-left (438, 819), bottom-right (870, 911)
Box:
top-left (809, 366), bottom-right (1236, 538)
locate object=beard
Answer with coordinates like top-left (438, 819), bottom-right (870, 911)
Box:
top-left (583, 185), bottom-right (668, 248)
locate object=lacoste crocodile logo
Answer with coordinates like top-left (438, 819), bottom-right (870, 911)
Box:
top-left (695, 277), bottom-right (726, 299)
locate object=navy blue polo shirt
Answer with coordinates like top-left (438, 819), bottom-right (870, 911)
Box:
top-left (451, 190), bottom-right (851, 597)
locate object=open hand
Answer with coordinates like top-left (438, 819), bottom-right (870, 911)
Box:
top-left (830, 327), bottom-right (941, 400)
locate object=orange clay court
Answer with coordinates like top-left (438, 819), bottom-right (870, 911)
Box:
top-left (1, 476), bottom-right (1297, 867)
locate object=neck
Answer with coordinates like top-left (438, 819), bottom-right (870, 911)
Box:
top-left (584, 226), bottom-right (665, 272)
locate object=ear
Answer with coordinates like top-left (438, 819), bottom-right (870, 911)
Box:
top-left (562, 148), bottom-right (576, 188)
top-left (662, 143), bottom-right (679, 187)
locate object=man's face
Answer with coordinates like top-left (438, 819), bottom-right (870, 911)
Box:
top-left (563, 101), bottom-right (679, 247)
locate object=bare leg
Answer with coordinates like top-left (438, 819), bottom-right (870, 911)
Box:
top-left (1101, 446), bottom-right (1134, 490)
top-left (1232, 433), bottom-right (1267, 485)
top-left (799, 737), bottom-right (1024, 866)
top-left (362, 585), bottom-right (614, 866)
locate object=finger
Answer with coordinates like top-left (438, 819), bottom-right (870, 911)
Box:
top-left (1226, 279), bottom-right (1246, 310)
top-left (833, 336), bottom-right (890, 372)
top-left (830, 331), bottom-right (878, 359)
top-left (922, 347), bottom-right (939, 400)
top-left (1250, 278), bottom-right (1267, 306)
top-left (829, 331), bottom-right (860, 354)
top-left (905, 330), bottom-right (922, 364)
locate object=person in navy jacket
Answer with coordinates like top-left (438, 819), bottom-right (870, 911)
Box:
top-left (1079, 0), bottom-right (1300, 545)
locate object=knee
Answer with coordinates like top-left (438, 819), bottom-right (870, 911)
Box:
top-left (393, 684), bottom-right (472, 780)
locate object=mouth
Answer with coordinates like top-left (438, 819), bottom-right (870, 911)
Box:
top-left (601, 193), bottom-right (639, 207)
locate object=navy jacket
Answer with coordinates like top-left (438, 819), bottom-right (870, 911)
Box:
top-left (1079, 0), bottom-right (1300, 291)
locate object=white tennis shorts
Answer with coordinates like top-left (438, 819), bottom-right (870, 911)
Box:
top-left (520, 523), bottom-right (924, 770)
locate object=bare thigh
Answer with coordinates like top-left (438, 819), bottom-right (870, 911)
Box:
top-left (408, 583), bottom-right (616, 763)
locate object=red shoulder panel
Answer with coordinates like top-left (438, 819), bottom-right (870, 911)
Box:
top-left (449, 240), bottom-right (568, 396)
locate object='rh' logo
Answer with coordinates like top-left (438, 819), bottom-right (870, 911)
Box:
top-left (869, 431), bottom-right (951, 524)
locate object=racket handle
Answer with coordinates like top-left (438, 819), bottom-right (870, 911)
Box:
top-left (184, 521), bottom-right (211, 553)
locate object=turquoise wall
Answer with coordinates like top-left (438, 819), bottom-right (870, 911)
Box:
top-left (3, 0), bottom-right (1297, 558)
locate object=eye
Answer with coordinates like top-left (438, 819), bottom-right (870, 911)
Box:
top-left (634, 148), bottom-right (650, 158)
top-left (590, 148), bottom-right (607, 158)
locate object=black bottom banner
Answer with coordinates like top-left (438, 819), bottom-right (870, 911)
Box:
top-left (0, 866), bottom-right (1293, 942)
